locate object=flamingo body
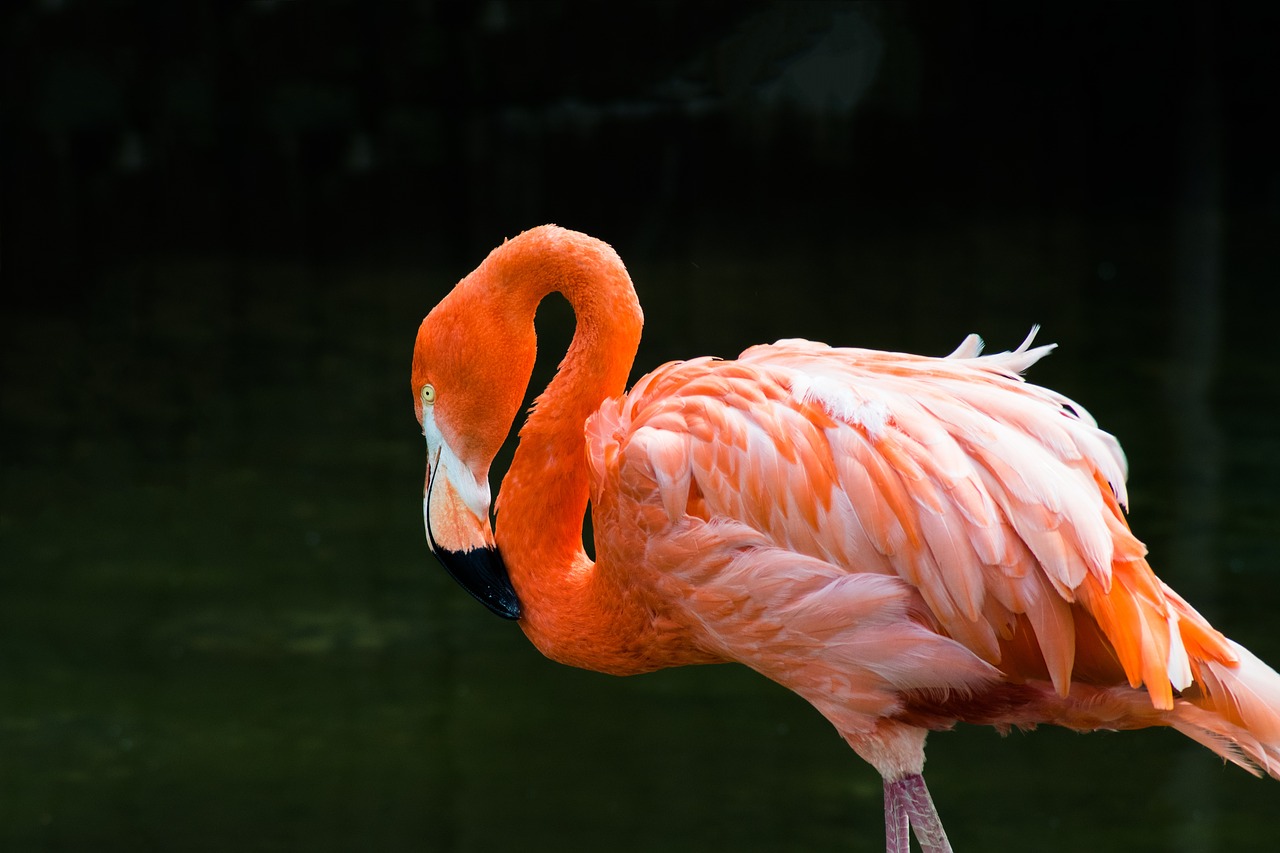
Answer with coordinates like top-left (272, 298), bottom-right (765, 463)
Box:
top-left (412, 225), bottom-right (1280, 850)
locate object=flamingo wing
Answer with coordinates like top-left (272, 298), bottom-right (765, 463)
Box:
top-left (586, 333), bottom-right (1233, 710)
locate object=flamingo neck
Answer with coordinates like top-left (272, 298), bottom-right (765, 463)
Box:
top-left (486, 229), bottom-right (648, 671)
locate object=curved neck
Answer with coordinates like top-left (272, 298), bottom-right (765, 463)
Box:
top-left (485, 229), bottom-right (644, 667)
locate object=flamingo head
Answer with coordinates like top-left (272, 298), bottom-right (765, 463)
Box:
top-left (411, 268), bottom-right (538, 621)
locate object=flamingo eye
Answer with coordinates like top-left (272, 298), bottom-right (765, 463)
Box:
top-left (421, 384), bottom-right (437, 406)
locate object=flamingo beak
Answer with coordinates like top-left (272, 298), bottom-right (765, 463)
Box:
top-left (430, 540), bottom-right (522, 621)
top-left (423, 447), bottom-right (522, 620)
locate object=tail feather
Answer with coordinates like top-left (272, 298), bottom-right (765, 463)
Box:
top-left (1169, 704), bottom-right (1280, 778)
top-left (1174, 640), bottom-right (1280, 779)
top-left (1199, 641), bottom-right (1280, 744)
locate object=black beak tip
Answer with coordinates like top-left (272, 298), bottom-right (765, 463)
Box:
top-left (433, 546), bottom-right (522, 620)
top-left (478, 586), bottom-right (522, 621)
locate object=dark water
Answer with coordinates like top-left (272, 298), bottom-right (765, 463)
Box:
top-left (3, 217), bottom-right (1279, 851)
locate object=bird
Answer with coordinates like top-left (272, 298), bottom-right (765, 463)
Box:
top-left (411, 225), bottom-right (1280, 852)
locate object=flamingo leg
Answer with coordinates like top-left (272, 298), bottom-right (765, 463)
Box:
top-left (883, 774), bottom-right (953, 853)
top-left (884, 777), bottom-right (911, 853)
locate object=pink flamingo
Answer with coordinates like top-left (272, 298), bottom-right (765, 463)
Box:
top-left (412, 225), bottom-right (1280, 852)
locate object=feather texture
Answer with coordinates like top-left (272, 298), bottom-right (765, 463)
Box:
top-left (586, 335), bottom-right (1252, 727)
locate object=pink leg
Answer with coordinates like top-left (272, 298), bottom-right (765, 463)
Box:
top-left (883, 774), bottom-right (953, 853)
top-left (884, 777), bottom-right (911, 853)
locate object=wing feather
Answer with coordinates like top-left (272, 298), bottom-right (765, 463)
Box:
top-left (587, 334), bottom-right (1233, 707)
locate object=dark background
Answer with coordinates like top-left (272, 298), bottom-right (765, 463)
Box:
top-left (7, 1), bottom-right (1277, 292)
top-left (3, 2), bottom-right (1279, 851)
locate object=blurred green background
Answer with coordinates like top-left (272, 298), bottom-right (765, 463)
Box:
top-left (2, 2), bottom-right (1278, 850)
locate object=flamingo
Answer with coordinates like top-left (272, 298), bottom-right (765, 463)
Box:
top-left (411, 225), bottom-right (1280, 852)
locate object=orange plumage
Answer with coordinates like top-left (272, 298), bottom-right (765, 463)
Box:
top-left (412, 225), bottom-right (1280, 852)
